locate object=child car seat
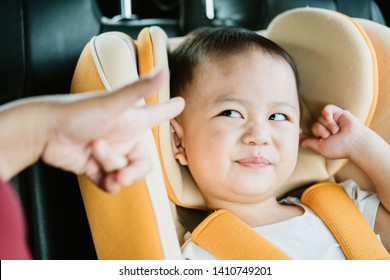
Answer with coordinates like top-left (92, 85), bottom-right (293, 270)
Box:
top-left (70, 29), bottom-right (181, 259)
top-left (335, 18), bottom-right (390, 190)
top-left (70, 7), bottom-right (390, 259)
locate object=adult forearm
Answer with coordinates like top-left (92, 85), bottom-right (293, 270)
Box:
top-left (0, 99), bottom-right (52, 180)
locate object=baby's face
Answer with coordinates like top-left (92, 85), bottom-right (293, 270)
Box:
top-left (174, 50), bottom-right (300, 209)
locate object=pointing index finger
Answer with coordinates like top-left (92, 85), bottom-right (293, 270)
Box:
top-left (103, 68), bottom-right (167, 112)
top-left (140, 97), bottom-right (185, 130)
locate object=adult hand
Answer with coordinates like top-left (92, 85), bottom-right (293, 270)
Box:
top-left (44, 69), bottom-right (184, 192)
top-left (0, 69), bottom-right (184, 193)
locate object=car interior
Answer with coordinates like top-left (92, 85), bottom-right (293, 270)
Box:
top-left (0, 0), bottom-right (389, 260)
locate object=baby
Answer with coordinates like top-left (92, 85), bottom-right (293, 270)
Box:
top-left (168, 27), bottom-right (390, 259)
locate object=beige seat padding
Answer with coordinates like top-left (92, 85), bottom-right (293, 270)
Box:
top-left (336, 18), bottom-right (390, 191)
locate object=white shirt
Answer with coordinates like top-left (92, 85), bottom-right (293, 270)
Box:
top-left (181, 180), bottom-right (380, 260)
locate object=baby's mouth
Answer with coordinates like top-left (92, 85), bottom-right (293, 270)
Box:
top-left (236, 157), bottom-right (271, 169)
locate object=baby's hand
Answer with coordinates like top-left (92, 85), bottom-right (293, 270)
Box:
top-left (301, 104), bottom-right (366, 159)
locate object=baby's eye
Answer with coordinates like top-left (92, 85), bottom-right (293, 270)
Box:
top-left (219, 110), bottom-right (243, 118)
top-left (269, 113), bottom-right (288, 121)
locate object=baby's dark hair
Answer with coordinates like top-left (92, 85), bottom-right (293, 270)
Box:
top-left (169, 27), bottom-right (299, 99)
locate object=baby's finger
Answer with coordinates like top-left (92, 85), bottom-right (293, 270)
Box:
top-left (311, 122), bottom-right (331, 139)
top-left (300, 136), bottom-right (321, 152)
top-left (321, 105), bottom-right (341, 134)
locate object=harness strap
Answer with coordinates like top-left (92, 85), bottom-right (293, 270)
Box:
top-left (192, 182), bottom-right (390, 259)
top-left (302, 182), bottom-right (390, 260)
top-left (192, 209), bottom-right (290, 260)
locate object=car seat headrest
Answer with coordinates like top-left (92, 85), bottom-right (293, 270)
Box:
top-left (265, 7), bottom-right (378, 195)
top-left (161, 7), bottom-right (378, 209)
top-left (336, 18), bottom-right (390, 191)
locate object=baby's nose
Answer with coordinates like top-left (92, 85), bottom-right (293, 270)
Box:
top-left (242, 124), bottom-right (270, 145)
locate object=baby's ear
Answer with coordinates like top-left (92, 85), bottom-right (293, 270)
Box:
top-left (299, 127), bottom-right (306, 144)
top-left (170, 119), bottom-right (188, 165)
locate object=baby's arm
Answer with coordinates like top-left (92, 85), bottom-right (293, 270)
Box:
top-left (301, 104), bottom-right (390, 251)
top-left (301, 104), bottom-right (390, 211)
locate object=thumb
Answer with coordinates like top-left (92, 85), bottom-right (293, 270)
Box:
top-left (301, 137), bottom-right (322, 153)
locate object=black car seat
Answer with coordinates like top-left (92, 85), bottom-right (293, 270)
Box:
top-left (0, 0), bottom-right (103, 260)
top-left (98, 0), bottom-right (180, 38)
top-left (179, 0), bottom-right (387, 34)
